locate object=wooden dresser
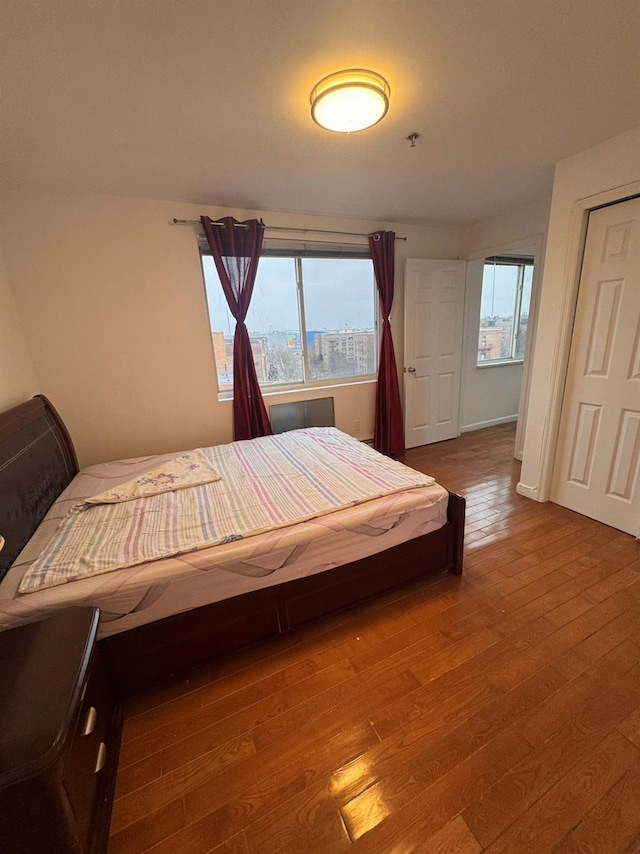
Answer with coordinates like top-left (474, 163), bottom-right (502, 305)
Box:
top-left (0, 608), bottom-right (122, 853)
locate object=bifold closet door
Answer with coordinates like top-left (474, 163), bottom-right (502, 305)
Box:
top-left (551, 196), bottom-right (640, 536)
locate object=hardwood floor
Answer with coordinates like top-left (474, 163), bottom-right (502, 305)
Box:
top-left (108, 424), bottom-right (640, 854)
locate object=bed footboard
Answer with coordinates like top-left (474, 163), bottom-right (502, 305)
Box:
top-left (447, 492), bottom-right (465, 575)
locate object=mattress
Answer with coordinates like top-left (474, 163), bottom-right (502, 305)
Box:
top-left (0, 445), bottom-right (449, 638)
top-left (19, 427), bottom-right (435, 593)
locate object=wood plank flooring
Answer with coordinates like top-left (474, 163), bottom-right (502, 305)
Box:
top-left (108, 423), bottom-right (640, 854)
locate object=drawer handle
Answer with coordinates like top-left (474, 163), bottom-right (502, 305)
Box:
top-left (83, 706), bottom-right (98, 736)
top-left (94, 742), bottom-right (107, 774)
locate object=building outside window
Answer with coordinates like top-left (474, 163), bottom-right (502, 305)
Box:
top-left (477, 256), bottom-right (533, 365)
top-left (201, 252), bottom-right (378, 393)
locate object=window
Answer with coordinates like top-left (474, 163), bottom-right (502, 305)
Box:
top-left (201, 251), bottom-right (378, 393)
top-left (477, 256), bottom-right (534, 365)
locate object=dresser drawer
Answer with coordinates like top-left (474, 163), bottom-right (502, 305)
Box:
top-left (63, 648), bottom-right (118, 848)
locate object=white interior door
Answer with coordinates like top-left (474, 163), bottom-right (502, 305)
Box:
top-left (404, 259), bottom-right (465, 448)
top-left (551, 197), bottom-right (640, 536)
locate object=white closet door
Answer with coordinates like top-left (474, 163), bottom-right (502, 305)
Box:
top-left (551, 197), bottom-right (640, 536)
top-left (404, 259), bottom-right (465, 448)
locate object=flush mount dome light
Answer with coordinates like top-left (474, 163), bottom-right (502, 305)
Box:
top-left (310, 69), bottom-right (390, 133)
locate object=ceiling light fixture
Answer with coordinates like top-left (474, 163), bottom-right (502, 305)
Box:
top-left (310, 69), bottom-right (390, 133)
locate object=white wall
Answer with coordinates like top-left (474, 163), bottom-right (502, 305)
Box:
top-left (459, 197), bottom-right (551, 438)
top-left (0, 242), bottom-right (39, 410)
top-left (0, 190), bottom-right (461, 466)
top-left (463, 197), bottom-right (552, 259)
top-left (519, 128), bottom-right (640, 500)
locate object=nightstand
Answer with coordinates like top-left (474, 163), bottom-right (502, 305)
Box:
top-left (0, 607), bottom-right (122, 853)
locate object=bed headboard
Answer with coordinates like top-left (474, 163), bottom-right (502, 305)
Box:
top-left (0, 395), bottom-right (78, 580)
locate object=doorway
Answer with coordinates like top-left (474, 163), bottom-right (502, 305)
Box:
top-left (459, 239), bottom-right (543, 460)
top-left (403, 243), bottom-right (543, 455)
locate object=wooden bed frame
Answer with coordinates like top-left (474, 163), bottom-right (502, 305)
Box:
top-left (0, 395), bottom-right (465, 697)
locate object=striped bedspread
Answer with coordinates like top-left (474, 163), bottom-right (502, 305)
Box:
top-left (19, 428), bottom-right (434, 593)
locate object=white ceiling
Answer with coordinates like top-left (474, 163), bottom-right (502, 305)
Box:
top-left (1, 0), bottom-right (638, 225)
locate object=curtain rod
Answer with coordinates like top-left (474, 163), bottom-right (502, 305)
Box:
top-left (172, 218), bottom-right (407, 241)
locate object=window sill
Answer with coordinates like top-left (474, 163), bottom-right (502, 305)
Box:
top-left (216, 377), bottom-right (377, 403)
top-left (476, 359), bottom-right (525, 369)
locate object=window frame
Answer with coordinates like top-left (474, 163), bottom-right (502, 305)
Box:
top-left (199, 245), bottom-right (379, 397)
top-left (477, 255), bottom-right (534, 367)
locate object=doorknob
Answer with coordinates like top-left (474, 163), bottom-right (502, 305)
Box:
top-left (406, 366), bottom-right (416, 373)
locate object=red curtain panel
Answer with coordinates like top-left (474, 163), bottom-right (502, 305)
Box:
top-left (201, 216), bottom-right (272, 440)
top-left (369, 230), bottom-right (405, 456)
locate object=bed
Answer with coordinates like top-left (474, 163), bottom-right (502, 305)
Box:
top-left (0, 395), bottom-right (465, 696)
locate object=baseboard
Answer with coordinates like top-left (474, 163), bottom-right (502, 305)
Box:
top-left (459, 415), bottom-right (518, 434)
top-left (516, 481), bottom-right (542, 501)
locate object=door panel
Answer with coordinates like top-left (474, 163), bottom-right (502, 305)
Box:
top-left (437, 373), bottom-right (455, 424)
top-left (551, 197), bottom-right (640, 535)
top-left (404, 259), bottom-right (465, 448)
top-left (584, 278), bottom-right (622, 375)
top-left (415, 376), bottom-right (431, 428)
top-left (608, 409), bottom-right (640, 499)
top-left (567, 403), bottom-right (601, 485)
